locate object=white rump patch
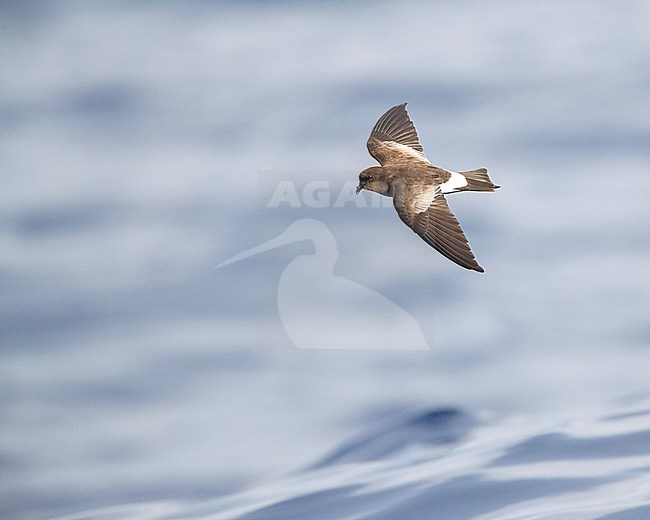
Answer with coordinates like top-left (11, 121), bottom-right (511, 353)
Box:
top-left (440, 170), bottom-right (468, 194)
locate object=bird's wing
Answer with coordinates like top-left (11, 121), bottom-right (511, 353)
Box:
top-left (367, 103), bottom-right (431, 167)
top-left (393, 183), bottom-right (484, 272)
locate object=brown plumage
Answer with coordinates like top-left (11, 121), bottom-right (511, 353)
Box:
top-left (356, 103), bottom-right (499, 273)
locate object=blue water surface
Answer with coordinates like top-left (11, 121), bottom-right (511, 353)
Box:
top-left (1, 1), bottom-right (649, 519)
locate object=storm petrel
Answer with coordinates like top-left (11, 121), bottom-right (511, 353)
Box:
top-left (356, 103), bottom-right (499, 272)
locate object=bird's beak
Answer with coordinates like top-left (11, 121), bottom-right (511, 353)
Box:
top-left (356, 184), bottom-right (363, 195)
top-left (216, 228), bottom-right (297, 268)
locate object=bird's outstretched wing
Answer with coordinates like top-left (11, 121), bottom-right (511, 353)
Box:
top-left (393, 184), bottom-right (484, 272)
top-left (367, 103), bottom-right (431, 167)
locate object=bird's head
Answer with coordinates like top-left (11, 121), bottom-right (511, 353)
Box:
top-left (356, 167), bottom-right (390, 196)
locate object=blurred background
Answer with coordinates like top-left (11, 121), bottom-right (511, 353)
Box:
top-left (1, 1), bottom-right (649, 519)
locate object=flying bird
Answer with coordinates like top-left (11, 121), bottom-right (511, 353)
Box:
top-left (356, 103), bottom-right (499, 272)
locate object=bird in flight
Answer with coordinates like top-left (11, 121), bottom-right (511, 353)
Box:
top-left (356, 103), bottom-right (499, 272)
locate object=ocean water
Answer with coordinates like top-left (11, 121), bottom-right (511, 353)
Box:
top-left (1, 2), bottom-right (649, 519)
top-left (49, 405), bottom-right (650, 519)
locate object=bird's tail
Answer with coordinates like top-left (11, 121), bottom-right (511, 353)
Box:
top-left (460, 168), bottom-right (500, 192)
